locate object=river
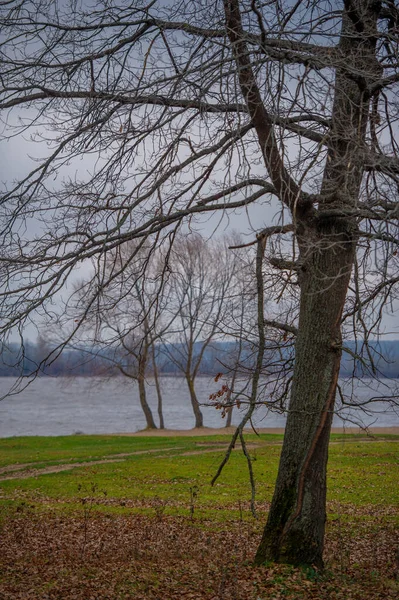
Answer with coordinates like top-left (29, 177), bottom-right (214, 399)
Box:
top-left (0, 376), bottom-right (398, 437)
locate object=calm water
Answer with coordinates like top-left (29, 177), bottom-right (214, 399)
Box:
top-left (0, 376), bottom-right (398, 437)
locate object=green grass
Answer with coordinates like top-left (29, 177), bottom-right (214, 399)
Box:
top-left (0, 433), bottom-right (398, 520)
top-left (0, 434), bottom-right (198, 467)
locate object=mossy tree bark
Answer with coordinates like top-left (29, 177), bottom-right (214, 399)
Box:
top-left (254, 0), bottom-right (380, 567)
top-left (254, 232), bottom-right (356, 567)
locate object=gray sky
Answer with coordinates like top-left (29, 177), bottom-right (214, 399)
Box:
top-left (1, 125), bottom-right (398, 342)
top-left (0, 0), bottom-right (398, 343)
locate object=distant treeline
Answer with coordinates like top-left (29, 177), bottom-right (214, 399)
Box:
top-left (1, 340), bottom-right (399, 379)
top-left (0, 341), bottom-right (233, 378)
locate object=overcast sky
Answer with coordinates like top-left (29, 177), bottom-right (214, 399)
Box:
top-left (1, 1), bottom-right (398, 344)
top-left (1, 123), bottom-right (398, 343)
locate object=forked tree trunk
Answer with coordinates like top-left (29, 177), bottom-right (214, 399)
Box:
top-left (138, 374), bottom-right (157, 430)
top-left (255, 232), bottom-right (356, 567)
top-left (186, 375), bottom-right (203, 428)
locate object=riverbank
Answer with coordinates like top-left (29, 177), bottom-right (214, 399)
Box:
top-left (125, 426), bottom-right (399, 436)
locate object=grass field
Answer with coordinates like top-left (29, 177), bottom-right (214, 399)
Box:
top-left (0, 432), bottom-right (398, 599)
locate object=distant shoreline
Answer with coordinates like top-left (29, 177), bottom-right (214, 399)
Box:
top-left (124, 426), bottom-right (399, 437)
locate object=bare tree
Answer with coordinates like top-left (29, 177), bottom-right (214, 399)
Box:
top-left (71, 241), bottom-right (173, 430)
top-left (149, 338), bottom-right (166, 430)
top-left (113, 323), bottom-right (158, 430)
top-left (214, 244), bottom-right (258, 427)
top-left (214, 237), bottom-right (296, 427)
top-left (162, 233), bottom-right (237, 427)
top-left (1, 0), bottom-right (399, 567)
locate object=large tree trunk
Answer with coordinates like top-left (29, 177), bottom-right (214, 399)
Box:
top-left (254, 0), bottom-right (380, 567)
top-left (186, 375), bottom-right (203, 428)
top-left (255, 232), bottom-right (355, 567)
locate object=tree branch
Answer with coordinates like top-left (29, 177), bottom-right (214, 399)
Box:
top-left (264, 320), bottom-right (298, 336)
top-left (223, 0), bottom-right (310, 213)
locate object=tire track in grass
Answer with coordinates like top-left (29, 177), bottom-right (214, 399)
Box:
top-left (2, 435), bottom-right (393, 482)
top-left (0, 447), bottom-right (186, 481)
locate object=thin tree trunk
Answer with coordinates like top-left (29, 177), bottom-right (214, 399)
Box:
top-left (152, 343), bottom-right (165, 429)
top-left (225, 367), bottom-right (238, 427)
top-left (186, 375), bottom-right (203, 428)
top-left (138, 353), bottom-right (157, 430)
top-left (225, 403), bottom-right (233, 427)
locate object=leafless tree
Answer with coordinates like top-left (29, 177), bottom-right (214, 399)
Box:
top-left (1, 0), bottom-right (399, 567)
top-left (213, 237), bottom-right (296, 426)
top-left (162, 233), bottom-right (238, 427)
top-left (70, 241), bottom-right (173, 430)
top-left (211, 243), bottom-right (257, 427)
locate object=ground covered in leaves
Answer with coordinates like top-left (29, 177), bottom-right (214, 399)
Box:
top-left (0, 434), bottom-right (398, 599)
top-left (0, 509), bottom-right (397, 599)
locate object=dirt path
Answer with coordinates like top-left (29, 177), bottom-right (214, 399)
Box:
top-left (1, 426), bottom-right (397, 482)
top-left (0, 443), bottom-right (250, 482)
top-left (0, 447), bottom-right (185, 481)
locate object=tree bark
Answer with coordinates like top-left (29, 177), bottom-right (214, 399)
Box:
top-left (225, 366), bottom-right (238, 427)
top-left (225, 404), bottom-right (233, 427)
top-left (255, 233), bottom-right (355, 567)
top-left (254, 0), bottom-right (381, 567)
